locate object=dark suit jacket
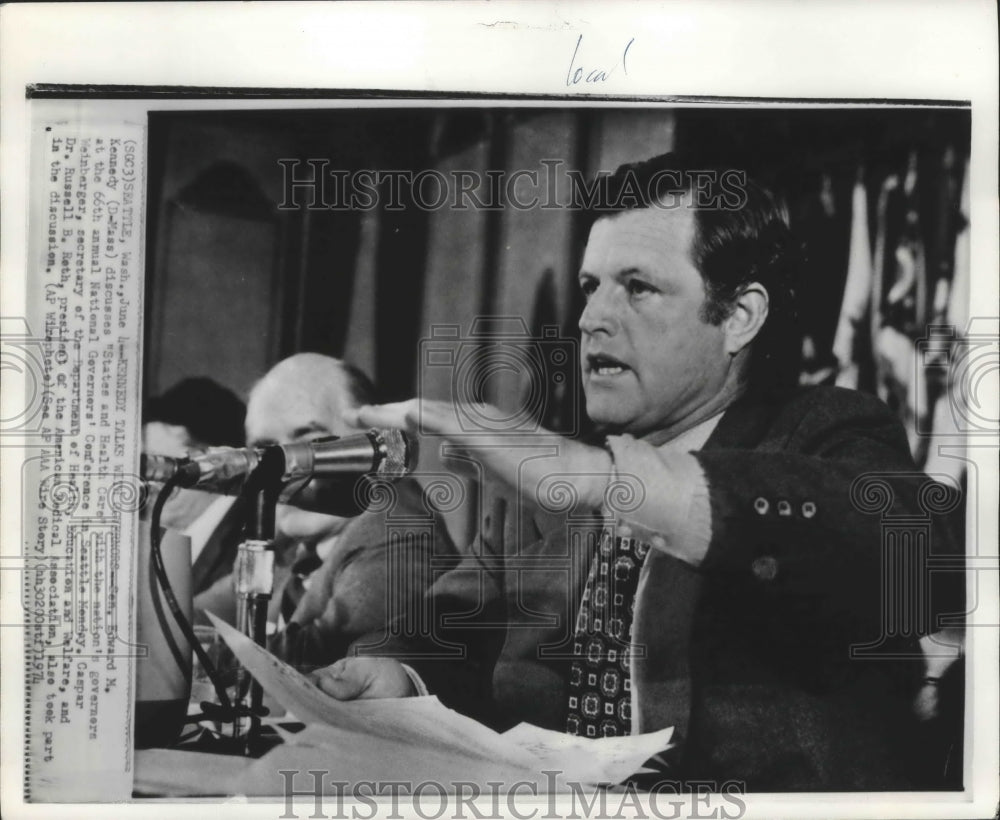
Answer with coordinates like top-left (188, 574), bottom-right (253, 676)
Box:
top-left (379, 387), bottom-right (962, 791)
top-left (239, 478), bottom-right (462, 668)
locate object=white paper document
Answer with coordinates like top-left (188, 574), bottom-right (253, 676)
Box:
top-left (208, 613), bottom-right (674, 790)
top-left (501, 722), bottom-right (674, 786)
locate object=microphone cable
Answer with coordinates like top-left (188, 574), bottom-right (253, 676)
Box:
top-left (148, 470), bottom-right (237, 718)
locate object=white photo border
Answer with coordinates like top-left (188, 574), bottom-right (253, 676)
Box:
top-left (2, 3), bottom-right (997, 819)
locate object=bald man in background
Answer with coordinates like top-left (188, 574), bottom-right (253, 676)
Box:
top-left (194, 353), bottom-right (460, 667)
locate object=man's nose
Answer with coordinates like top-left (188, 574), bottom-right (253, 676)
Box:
top-left (578, 285), bottom-right (618, 337)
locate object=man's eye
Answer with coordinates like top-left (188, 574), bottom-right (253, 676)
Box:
top-left (579, 279), bottom-right (598, 298)
top-left (626, 279), bottom-right (655, 297)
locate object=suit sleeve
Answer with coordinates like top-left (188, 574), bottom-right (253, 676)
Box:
top-left (273, 479), bottom-right (465, 670)
top-left (358, 489), bottom-right (517, 725)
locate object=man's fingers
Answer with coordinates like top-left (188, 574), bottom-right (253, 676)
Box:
top-left (310, 657), bottom-right (416, 701)
top-left (345, 399), bottom-right (471, 437)
top-left (311, 658), bottom-right (368, 700)
top-left (345, 398), bottom-right (557, 441)
top-left (345, 401), bottom-right (420, 432)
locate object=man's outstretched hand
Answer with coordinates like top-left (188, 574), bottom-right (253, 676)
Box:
top-left (310, 656), bottom-right (416, 700)
top-left (343, 399), bottom-right (611, 510)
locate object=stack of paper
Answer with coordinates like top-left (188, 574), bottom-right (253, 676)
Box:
top-left (135, 615), bottom-right (674, 796)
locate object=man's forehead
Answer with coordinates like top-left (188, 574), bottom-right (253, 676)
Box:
top-left (582, 206), bottom-right (697, 271)
top-left (246, 376), bottom-right (342, 440)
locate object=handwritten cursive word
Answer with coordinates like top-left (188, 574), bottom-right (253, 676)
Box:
top-left (565, 35), bottom-right (634, 87)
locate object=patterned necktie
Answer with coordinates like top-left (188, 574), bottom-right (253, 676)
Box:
top-left (566, 527), bottom-right (651, 737)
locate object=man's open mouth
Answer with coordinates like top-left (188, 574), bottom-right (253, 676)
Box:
top-left (586, 353), bottom-right (631, 377)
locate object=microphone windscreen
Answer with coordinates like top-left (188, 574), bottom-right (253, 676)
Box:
top-left (373, 428), bottom-right (416, 478)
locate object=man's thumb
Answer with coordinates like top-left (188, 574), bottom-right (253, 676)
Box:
top-left (313, 659), bottom-right (368, 700)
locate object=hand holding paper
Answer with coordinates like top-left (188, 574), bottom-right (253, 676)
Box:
top-left (207, 612), bottom-right (675, 788)
top-left (310, 656), bottom-right (417, 700)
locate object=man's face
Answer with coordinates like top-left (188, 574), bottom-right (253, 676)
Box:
top-left (578, 206), bottom-right (732, 437)
top-left (245, 374), bottom-right (356, 544)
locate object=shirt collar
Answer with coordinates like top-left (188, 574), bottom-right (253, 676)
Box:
top-left (646, 412), bottom-right (724, 453)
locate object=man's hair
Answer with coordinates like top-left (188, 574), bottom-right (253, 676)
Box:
top-left (143, 377), bottom-right (246, 448)
top-left (248, 353), bottom-right (377, 420)
top-left (585, 152), bottom-right (802, 390)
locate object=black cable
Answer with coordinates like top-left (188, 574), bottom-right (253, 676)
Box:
top-left (149, 474), bottom-right (235, 713)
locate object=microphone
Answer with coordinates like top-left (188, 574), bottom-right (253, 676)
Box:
top-left (140, 428), bottom-right (416, 490)
top-left (281, 428), bottom-right (414, 482)
top-left (140, 448), bottom-right (259, 488)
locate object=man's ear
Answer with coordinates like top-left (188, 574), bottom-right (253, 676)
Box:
top-left (724, 282), bottom-right (769, 356)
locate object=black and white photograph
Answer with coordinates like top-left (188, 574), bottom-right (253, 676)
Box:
top-left (1, 4), bottom-right (997, 819)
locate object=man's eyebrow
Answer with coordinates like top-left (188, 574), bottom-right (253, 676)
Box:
top-left (614, 266), bottom-right (645, 279)
top-left (579, 268), bottom-right (658, 292)
top-left (578, 267), bottom-right (647, 280)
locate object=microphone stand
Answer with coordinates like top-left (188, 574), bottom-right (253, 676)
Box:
top-left (232, 447), bottom-right (285, 754)
top-left (142, 430), bottom-right (413, 751)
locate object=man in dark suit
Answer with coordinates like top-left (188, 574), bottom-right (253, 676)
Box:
top-left (311, 154), bottom-right (962, 790)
